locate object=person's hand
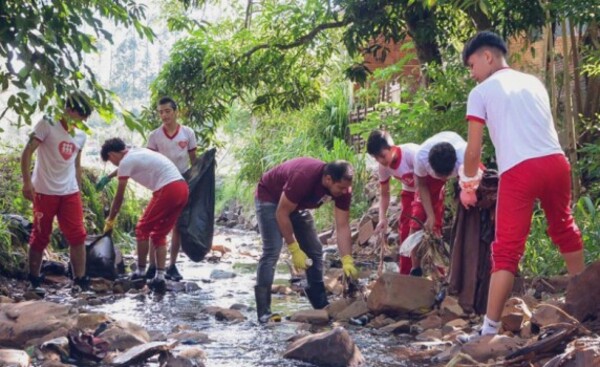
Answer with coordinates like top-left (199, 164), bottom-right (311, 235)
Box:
top-left (460, 189), bottom-right (478, 209)
top-left (375, 217), bottom-right (388, 234)
top-left (22, 182), bottom-right (35, 202)
top-left (95, 175), bottom-right (112, 191)
top-left (341, 255), bottom-right (358, 279)
top-left (424, 216), bottom-right (435, 234)
top-left (288, 242), bottom-right (310, 270)
top-left (103, 218), bottom-right (116, 234)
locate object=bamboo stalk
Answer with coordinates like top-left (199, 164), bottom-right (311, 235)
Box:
top-left (561, 20), bottom-right (581, 199)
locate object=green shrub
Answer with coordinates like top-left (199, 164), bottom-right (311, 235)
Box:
top-left (522, 196), bottom-right (600, 276)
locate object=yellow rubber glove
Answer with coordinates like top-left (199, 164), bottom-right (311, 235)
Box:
top-left (103, 218), bottom-right (116, 234)
top-left (341, 255), bottom-right (358, 279)
top-left (288, 242), bottom-right (310, 270)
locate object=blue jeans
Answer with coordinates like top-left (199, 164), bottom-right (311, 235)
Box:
top-left (255, 199), bottom-right (324, 288)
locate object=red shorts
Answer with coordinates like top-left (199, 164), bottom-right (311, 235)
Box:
top-left (492, 154), bottom-right (583, 274)
top-left (410, 176), bottom-right (446, 233)
top-left (29, 192), bottom-right (86, 252)
top-left (398, 190), bottom-right (416, 274)
top-left (136, 180), bottom-right (189, 247)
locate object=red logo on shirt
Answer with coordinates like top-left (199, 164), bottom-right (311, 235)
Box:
top-left (58, 141), bottom-right (76, 160)
top-left (178, 140), bottom-right (188, 149)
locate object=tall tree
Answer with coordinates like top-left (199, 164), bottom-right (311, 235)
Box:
top-left (0, 0), bottom-right (154, 127)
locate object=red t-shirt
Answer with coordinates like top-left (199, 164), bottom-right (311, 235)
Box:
top-left (256, 157), bottom-right (352, 211)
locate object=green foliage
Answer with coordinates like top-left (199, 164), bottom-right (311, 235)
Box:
top-left (0, 217), bottom-right (25, 277)
top-left (0, 0), bottom-right (154, 129)
top-left (522, 196), bottom-right (600, 276)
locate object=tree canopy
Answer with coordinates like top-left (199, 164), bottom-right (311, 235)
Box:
top-left (0, 0), bottom-right (154, 128)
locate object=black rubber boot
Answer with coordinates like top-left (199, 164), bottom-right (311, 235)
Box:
top-left (304, 282), bottom-right (329, 309)
top-left (254, 285), bottom-right (277, 323)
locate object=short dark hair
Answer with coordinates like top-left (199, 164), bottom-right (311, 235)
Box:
top-left (366, 130), bottom-right (394, 156)
top-left (65, 92), bottom-right (93, 118)
top-left (101, 138), bottom-right (126, 162)
top-left (462, 31), bottom-right (508, 65)
top-left (158, 96), bottom-right (177, 110)
top-left (323, 160), bottom-right (353, 182)
top-left (428, 142), bottom-right (457, 177)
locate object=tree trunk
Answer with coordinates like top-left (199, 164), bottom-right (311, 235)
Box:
top-left (466, 5), bottom-right (492, 31)
top-left (561, 20), bottom-right (580, 199)
top-left (404, 3), bottom-right (442, 86)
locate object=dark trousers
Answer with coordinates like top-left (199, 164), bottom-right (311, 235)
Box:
top-left (255, 199), bottom-right (323, 287)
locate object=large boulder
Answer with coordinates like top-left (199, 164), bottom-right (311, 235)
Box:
top-left (564, 261), bottom-right (600, 323)
top-left (0, 301), bottom-right (77, 348)
top-left (367, 273), bottom-right (435, 315)
top-left (283, 327), bottom-right (364, 367)
top-left (290, 310), bottom-right (329, 325)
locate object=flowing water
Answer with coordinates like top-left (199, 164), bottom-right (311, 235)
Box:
top-left (90, 227), bottom-right (434, 367)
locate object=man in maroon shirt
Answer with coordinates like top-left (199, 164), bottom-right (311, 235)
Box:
top-left (254, 158), bottom-right (358, 323)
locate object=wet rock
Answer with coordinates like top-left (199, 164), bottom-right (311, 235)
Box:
top-left (40, 361), bottom-right (76, 367)
top-left (380, 320), bottom-right (411, 334)
top-left (326, 298), bottom-right (354, 320)
top-left (432, 344), bottom-right (461, 363)
top-left (0, 296), bottom-right (15, 303)
top-left (367, 273), bottom-right (435, 315)
top-left (324, 268), bottom-right (345, 295)
top-left (271, 284), bottom-right (293, 295)
top-left (416, 329), bottom-right (442, 341)
top-left (0, 301), bottom-right (77, 348)
top-left (415, 314), bottom-right (442, 332)
top-left (0, 349), bottom-right (30, 366)
top-left (23, 290), bottom-right (44, 300)
top-left (366, 314), bottom-right (395, 329)
top-left (159, 352), bottom-right (206, 367)
top-left (185, 282), bottom-right (201, 292)
top-left (442, 318), bottom-right (468, 335)
top-left (335, 299), bottom-right (369, 321)
top-left (501, 297), bottom-right (532, 333)
top-left (40, 336), bottom-right (69, 359)
top-left (210, 269), bottom-right (236, 280)
top-left (76, 313), bottom-right (112, 331)
top-left (290, 310), bottom-right (329, 325)
top-left (531, 304), bottom-right (578, 330)
top-left (283, 327), bottom-right (364, 367)
top-left (168, 281), bottom-right (187, 292)
top-left (168, 330), bottom-right (211, 344)
top-left (109, 341), bottom-right (171, 366)
top-left (564, 260), bottom-right (600, 323)
top-left (90, 278), bottom-right (113, 293)
top-left (357, 219), bottom-right (374, 245)
top-left (520, 321), bottom-right (534, 339)
top-left (203, 307), bottom-right (246, 322)
top-left (97, 319), bottom-right (150, 351)
top-left (461, 334), bottom-right (522, 362)
top-left (440, 296), bottom-right (464, 323)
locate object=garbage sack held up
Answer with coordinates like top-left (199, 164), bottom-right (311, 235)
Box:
top-left (449, 169), bottom-right (498, 314)
top-left (177, 148), bottom-right (216, 262)
top-left (398, 230), bottom-right (424, 257)
top-left (85, 234), bottom-right (124, 280)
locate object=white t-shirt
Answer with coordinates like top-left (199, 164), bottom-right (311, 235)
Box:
top-left (414, 131), bottom-right (466, 179)
top-left (117, 148), bottom-right (183, 192)
top-left (147, 125), bottom-right (197, 173)
top-left (378, 143), bottom-right (419, 192)
top-left (466, 68), bottom-right (564, 174)
top-left (31, 118), bottom-right (86, 195)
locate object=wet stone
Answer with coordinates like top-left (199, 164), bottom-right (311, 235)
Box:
top-left (283, 327), bottom-right (365, 367)
top-left (0, 349), bottom-right (30, 366)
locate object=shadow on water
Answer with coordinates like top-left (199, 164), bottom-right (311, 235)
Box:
top-left (90, 228), bottom-right (431, 367)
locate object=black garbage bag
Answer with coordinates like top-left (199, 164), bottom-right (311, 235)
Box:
top-left (177, 148), bottom-right (216, 262)
top-left (85, 234), bottom-right (125, 280)
top-left (2, 214), bottom-right (32, 245)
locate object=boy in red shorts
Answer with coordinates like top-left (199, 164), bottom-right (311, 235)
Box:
top-left (100, 138), bottom-right (189, 293)
top-left (460, 31), bottom-right (584, 340)
top-left (366, 130), bottom-right (419, 274)
top-left (21, 93), bottom-right (93, 296)
top-left (411, 131), bottom-right (467, 276)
